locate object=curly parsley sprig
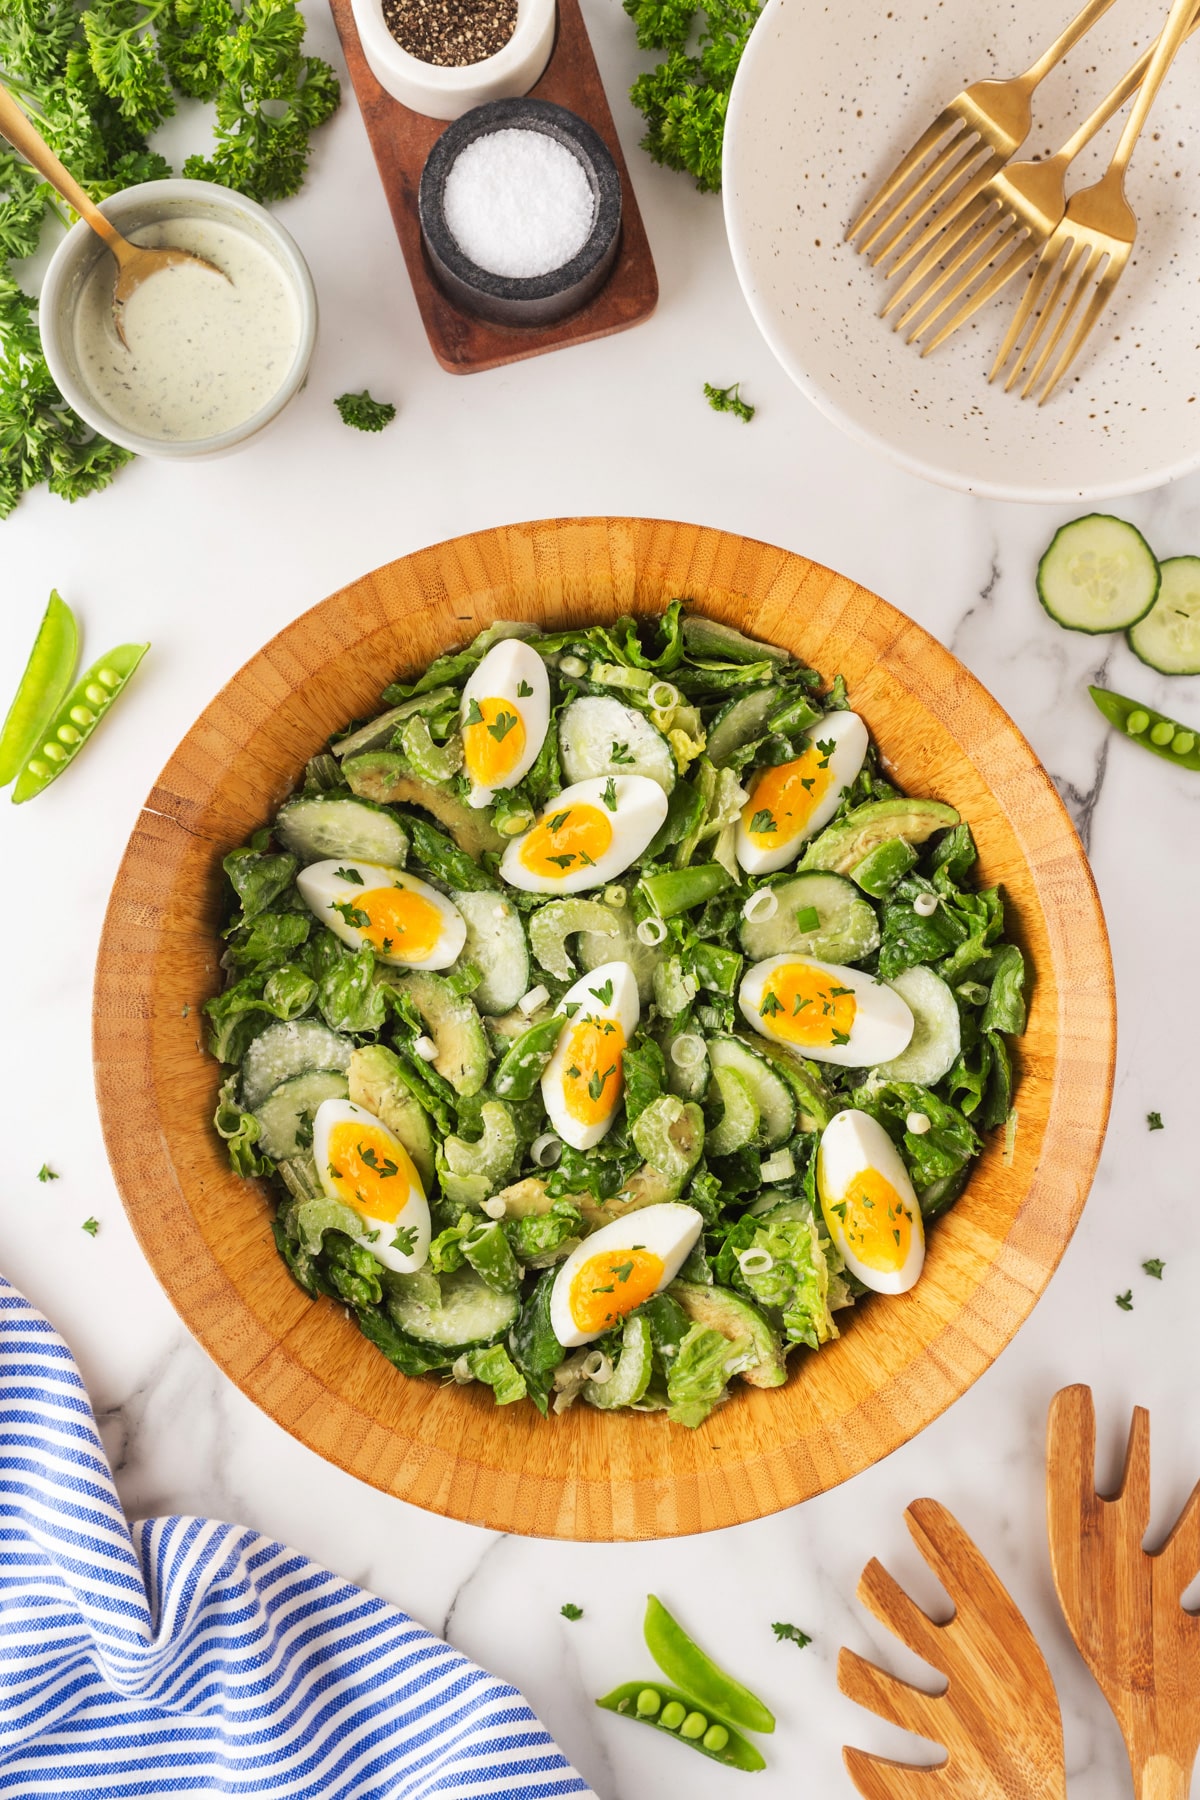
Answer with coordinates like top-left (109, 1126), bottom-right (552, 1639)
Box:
top-left (623, 0), bottom-right (760, 193)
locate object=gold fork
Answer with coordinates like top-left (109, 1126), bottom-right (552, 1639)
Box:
top-left (883, 4), bottom-right (1200, 354)
top-left (994, 0), bottom-right (1199, 403)
top-left (846, 0), bottom-right (1119, 269)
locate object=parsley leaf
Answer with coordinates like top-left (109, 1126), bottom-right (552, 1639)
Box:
top-left (830, 1027), bottom-right (852, 1047)
top-left (1142, 1258), bottom-right (1165, 1280)
top-left (464, 698), bottom-right (484, 726)
top-left (488, 708), bottom-right (519, 742)
top-left (590, 977), bottom-right (615, 1005)
top-left (1147, 1111), bottom-right (1164, 1131)
top-left (1116, 1290), bottom-right (1133, 1312)
top-left (359, 1143), bottom-right (399, 1177)
top-left (331, 899), bottom-right (371, 928)
top-left (548, 810), bottom-right (571, 831)
top-left (704, 380), bottom-right (755, 422)
top-left (561, 1602), bottom-right (584, 1620)
top-left (36, 1164), bottom-right (58, 1182)
top-left (759, 991), bottom-right (783, 1017)
top-left (547, 852), bottom-right (576, 869)
top-left (333, 865), bottom-right (364, 884)
top-left (750, 808), bottom-right (777, 834)
top-left (391, 1225), bottom-right (419, 1255)
top-left (81, 1217), bottom-right (99, 1237)
top-left (772, 1622), bottom-right (811, 1648)
top-left (610, 741), bottom-right (635, 763)
top-left (334, 390), bottom-right (396, 432)
top-left (588, 1065), bottom-right (616, 1101)
top-left (602, 775), bottom-right (618, 811)
top-left (517, 678), bottom-right (533, 696)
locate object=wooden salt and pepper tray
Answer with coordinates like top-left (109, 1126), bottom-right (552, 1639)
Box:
top-left (327, 0), bottom-right (659, 373)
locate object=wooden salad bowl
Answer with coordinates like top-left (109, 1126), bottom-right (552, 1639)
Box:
top-left (93, 518), bottom-right (1115, 1540)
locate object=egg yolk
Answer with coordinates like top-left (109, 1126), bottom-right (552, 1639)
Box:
top-left (821, 1167), bottom-right (914, 1274)
top-left (561, 1017), bottom-right (627, 1126)
top-left (463, 696), bottom-right (527, 786)
top-left (569, 1247), bottom-right (665, 1335)
top-left (325, 1121), bottom-right (420, 1224)
top-left (757, 962), bottom-right (857, 1049)
top-left (352, 884), bottom-right (445, 961)
top-left (519, 804), bottom-right (613, 881)
top-left (743, 746), bottom-right (835, 847)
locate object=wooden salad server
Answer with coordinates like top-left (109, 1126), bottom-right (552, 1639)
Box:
top-left (838, 1496), bottom-right (1067, 1800)
top-left (1047, 1385), bottom-right (1200, 1800)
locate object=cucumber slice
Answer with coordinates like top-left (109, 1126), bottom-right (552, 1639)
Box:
top-left (705, 687), bottom-right (782, 767)
top-left (577, 902), bottom-right (663, 1004)
top-left (1037, 514), bottom-right (1160, 634)
top-left (386, 1266), bottom-right (519, 1347)
top-left (739, 872), bottom-right (880, 964)
top-left (706, 1065), bottom-right (760, 1155)
top-left (558, 696), bottom-right (676, 794)
top-left (1127, 556), bottom-right (1200, 675)
top-left (529, 896), bottom-right (618, 979)
top-left (871, 965), bottom-right (961, 1085)
top-left (241, 1019), bottom-right (354, 1111)
top-left (254, 1069), bottom-right (349, 1160)
top-left (451, 890), bottom-right (529, 1014)
top-left (275, 794), bottom-right (409, 867)
top-left (584, 1313), bottom-right (653, 1409)
top-left (708, 1036), bottom-right (796, 1149)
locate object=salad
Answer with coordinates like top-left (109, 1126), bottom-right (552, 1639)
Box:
top-left (207, 605), bottom-right (1027, 1426)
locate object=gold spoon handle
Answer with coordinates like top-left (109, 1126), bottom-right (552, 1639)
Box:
top-left (0, 82), bottom-right (132, 263)
top-left (1109, 0), bottom-right (1199, 176)
top-left (1057, 0), bottom-right (1200, 162)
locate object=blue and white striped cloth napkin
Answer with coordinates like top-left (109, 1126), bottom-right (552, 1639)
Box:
top-left (0, 1275), bottom-right (596, 1799)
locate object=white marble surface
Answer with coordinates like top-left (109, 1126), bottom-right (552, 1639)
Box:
top-left (2, 5), bottom-right (1200, 1794)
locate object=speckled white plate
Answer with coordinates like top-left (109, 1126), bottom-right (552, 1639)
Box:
top-left (723, 0), bottom-right (1200, 501)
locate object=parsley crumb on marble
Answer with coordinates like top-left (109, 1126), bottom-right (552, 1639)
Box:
top-left (1142, 1259), bottom-right (1165, 1280)
top-left (704, 381), bottom-right (755, 423)
top-left (334, 391), bottom-right (397, 433)
top-left (561, 1603), bottom-right (583, 1621)
top-left (772, 1622), bottom-right (811, 1648)
top-left (36, 1164), bottom-right (58, 1183)
top-left (1147, 1111), bottom-right (1164, 1131)
top-left (1115, 1290), bottom-right (1133, 1312)
top-left (81, 1218), bottom-right (99, 1237)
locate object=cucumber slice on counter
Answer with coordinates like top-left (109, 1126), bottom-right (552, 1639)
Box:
top-left (1037, 514), bottom-right (1159, 633)
top-left (275, 794), bottom-right (409, 866)
top-left (387, 1266), bottom-right (519, 1347)
top-left (1127, 556), bottom-right (1200, 675)
top-left (707, 1036), bottom-right (795, 1149)
top-left (254, 1068), bottom-right (349, 1161)
top-left (870, 965), bottom-right (961, 1086)
top-left (451, 889), bottom-right (529, 1014)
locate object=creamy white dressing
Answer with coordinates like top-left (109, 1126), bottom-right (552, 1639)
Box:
top-left (73, 216), bottom-right (301, 443)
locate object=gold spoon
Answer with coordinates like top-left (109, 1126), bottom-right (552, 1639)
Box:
top-left (0, 82), bottom-right (227, 348)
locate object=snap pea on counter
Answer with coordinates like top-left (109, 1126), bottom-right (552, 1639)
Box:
top-left (1089, 686), bottom-right (1200, 772)
top-left (204, 603), bottom-right (1028, 1426)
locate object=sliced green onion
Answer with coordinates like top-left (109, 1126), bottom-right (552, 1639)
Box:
top-left (532, 1132), bottom-right (563, 1167)
top-left (913, 893), bottom-right (939, 917)
top-left (738, 1247), bottom-right (774, 1276)
top-left (480, 1195), bottom-right (507, 1220)
top-left (905, 1111), bottom-right (931, 1135)
top-left (759, 1149), bottom-right (795, 1182)
top-left (582, 1350), bottom-right (612, 1384)
top-left (743, 888), bottom-right (778, 923)
top-left (669, 1032), bottom-right (705, 1069)
top-left (518, 985), bottom-right (550, 1014)
top-left (648, 680), bottom-right (680, 711)
top-left (603, 885), bottom-right (627, 907)
top-left (636, 916), bottom-right (667, 946)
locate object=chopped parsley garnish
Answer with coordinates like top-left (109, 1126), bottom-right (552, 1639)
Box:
top-left (567, 1065), bottom-right (582, 1080)
top-left (563, 1002), bottom-right (581, 1016)
top-left (750, 808), bottom-right (777, 835)
top-left (772, 1622), bottom-right (811, 1648)
top-left (334, 865), bottom-right (365, 884)
top-left (590, 978), bottom-right (615, 1005)
top-left (830, 1028), bottom-right (852, 1047)
top-left (561, 1602), bottom-right (584, 1621)
top-left (328, 1164), bottom-right (343, 1181)
top-left (391, 1225), bottom-right (419, 1255)
top-left (359, 1144), bottom-right (399, 1177)
top-left (547, 853), bottom-right (576, 869)
top-left (548, 811), bottom-right (571, 832)
top-left (1147, 1111), bottom-right (1164, 1131)
top-left (610, 741), bottom-right (635, 763)
top-left (464, 698), bottom-right (485, 727)
top-left (760, 992), bottom-right (783, 1017)
top-left (37, 1164), bottom-right (58, 1183)
top-left (602, 776), bottom-right (618, 811)
top-left (829, 986), bottom-right (854, 997)
top-left (792, 996), bottom-right (811, 1014)
top-left (379, 937), bottom-right (393, 955)
top-left (1116, 1290), bottom-right (1134, 1312)
top-left (704, 381), bottom-right (755, 423)
top-left (1142, 1258), bottom-right (1165, 1279)
top-left (815, 739), bottom-right (836, 767)
top-left (81, 1217), bottom-right (99, 1237)
top-left (612, 1261), bottom-right (635, 1282)
top-left (588, 1066), bottom-right (616, 1102)
top-left (800, 776), bottom-right (815, 791)
top-left (331, 899), bottom-right (371, 928)
top-left (488, 709), bottom-right (519, 742)
top-left (517, 679), bottom-right (534, 697)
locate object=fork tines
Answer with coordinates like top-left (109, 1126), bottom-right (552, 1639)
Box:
top-left (847, 109), bottom-right (995, 265)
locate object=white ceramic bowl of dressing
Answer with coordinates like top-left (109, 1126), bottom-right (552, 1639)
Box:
top-left (352, 0), bottom-right (555, 121)
top-left (40, 179), bottom-right (318, 461)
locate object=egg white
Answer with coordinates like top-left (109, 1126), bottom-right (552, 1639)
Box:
top-left (541, 960), bottom-right (640, 1150)
top-left (736, 711), bottom-right (869, 875)
top-left (460, 639), bottom-right (550, 807)
top-left (500, 776), bottom-right (669, 895)
top-left (549, 1202), bottom-right (703, 1346)
top-left (311, 1097), bottom-right (431, 1275)
top-left (296, 859), bottom-right (466, 969)
top-left (816, 1108), bottom-right (924, 1294)
top-left (739, 953), bottom-right (914, 1068)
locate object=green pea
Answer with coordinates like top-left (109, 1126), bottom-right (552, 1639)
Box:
top-left (659, 1700), bottom-right (686, 1730)
top-left (681, 1712), bottom-right (708, 1740)
top-left (84, 684), bottom-right (108, 706)
top-left (1126, 709), bottom-right (1151, 735)
top-left (43, 742), bottom-right (67, 763)
top-left (57, 724), bottom-right (82, 745)
top-left (635, 1689), bottom-right (661, 1717)
top-left (1172, 731), bottom-right (1196, 755)
top-left (703, 1725), bottom-right (730, 1752)
top-left (1150, 720), bottom-right (1174, 746)
top-left (98, 667), bottom-right (120, 689)
top-left (69, 706), bottom-right (96, 728)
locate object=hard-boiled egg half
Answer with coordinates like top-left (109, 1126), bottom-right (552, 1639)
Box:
top-left (739, 954), bottom-right (913, 1068)
top-left (817, 1108), bottom-right (924, 1293)
top-left (297, 860), bottom-right (466, 969)
top-left (541, 960), bottom-right (640, 1150)
top-left (312, 1097), bottom-right (431, 1274)
top-left (736, 711), bottom-right (869, 874)
top-left (500, 776), bottom-right (668, 895)
top-left (550, 1203), bottom-right (703, 1346)
top-left (460, 639), bottom-right (550, 808)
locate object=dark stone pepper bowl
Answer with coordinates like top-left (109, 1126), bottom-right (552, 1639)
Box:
top-left (418, 97), bottom-right (622, 328)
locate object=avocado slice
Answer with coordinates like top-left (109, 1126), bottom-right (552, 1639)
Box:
top-left (670, 1279), bottom-right (787, 1389)
top-left (342, 752), bottom-right (505, 858)
top-left (383, 969), bottom-right (490, 1097)
top-left (799, 797), bottom-right (960, 876)
top-left (347, 1043), bottom-right (436, 1188)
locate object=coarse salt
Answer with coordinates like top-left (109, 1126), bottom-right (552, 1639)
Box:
top-left (443, 128), bottom-right (595, 278)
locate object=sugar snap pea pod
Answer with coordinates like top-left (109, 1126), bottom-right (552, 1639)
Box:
top-left (644, 1594), bottom-right (776, 1735)
top-left (0, 590), bottom-right (78, 788)
top-left (1089, 686), bottom-right (1200, 772)
top-left (595, 1682), bottom-right (766, 1771)
top-left (492, 1013), bottom-right (566, 1100)
top-left (13, 642), bottom-right (148, 804)
top-left (638, 863), bottom-right (731, 919)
